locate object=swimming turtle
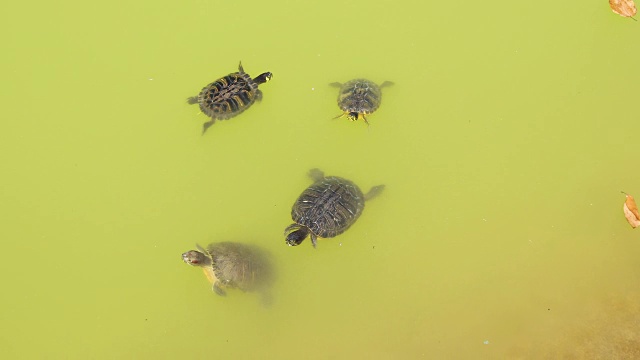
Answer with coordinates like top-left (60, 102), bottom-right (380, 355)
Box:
top-left (187, 62), bottom-right (272, 134)
top-left (182, 242), bottom-right (274, 301)
top-left (284, 169), bottom-right (385, 248)
top-left (330, 79), bottom-right (393, 125)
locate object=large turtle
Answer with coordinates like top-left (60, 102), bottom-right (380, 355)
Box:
top-left (330, 79), bottom-right (393, 125)
top-left (182, 242), bottom-right (274, 302)
top-left (284, 169), bottom-right (385, 248)
top-left (187, 62), bottom-right (272, 134)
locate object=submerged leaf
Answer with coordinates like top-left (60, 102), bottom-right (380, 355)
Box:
top-left (610, 0), bottom-right (638, 18)
top-left (622, 191), bottom-right (640, 228)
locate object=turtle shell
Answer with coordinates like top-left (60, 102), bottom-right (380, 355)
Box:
top-left (207, 242), bottom-right (273, 292)
top-left (335, 79), bottom-right (383, 122)
top-left (182, 242), bottom-right (274, 296)
top-left (292, 175), bottom-right (365, 239)
top-left (188, 62), bottom-right (272, 134)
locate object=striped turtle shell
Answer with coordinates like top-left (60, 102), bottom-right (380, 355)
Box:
top-left (284, 169), bottom-right (385, 248)
top-left (188, 62), bottom-right (272, 134)
top-left (331, 79), bottom-right (393, 125)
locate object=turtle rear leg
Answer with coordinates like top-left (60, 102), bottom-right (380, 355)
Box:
top-left (329, 82), bottom-right (342, 88)
top-left (380, 81), bottom-right (394, 89)
top-left (308, 168), bottom-right (325, 182)
top-left (260, 291), bottom-right (273, 308)
top-left (187, 96), bottom-right (199, 104)
top-left (364, 185), bottom-right (385, 201)
top-left (310, 233), bottom-right (318, 248)
top-left (202, 118), bottom-right (215, 135)
top-left (213, 281), bottom-right (226, 296)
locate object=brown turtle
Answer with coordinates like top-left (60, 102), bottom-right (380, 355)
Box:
top-left (330, 79), bottom-right (393, 125)
top-left (284, 169), bottom-right (385, 248)
top-left (182, 242), bottom-right (274, 302)
top-left (187, 62), bottom-right (272, 134)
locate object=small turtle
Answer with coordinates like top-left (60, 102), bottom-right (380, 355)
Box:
top-left (187, 62), bottom-right (272, 134)
top-left (284, 169), bottom-right (385, 248)
top-left (182, 242), bottom-right (274, 302)
top-left (330, 79), bottom-right (393, 125)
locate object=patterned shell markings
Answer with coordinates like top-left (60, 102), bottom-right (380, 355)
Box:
top-left (187, 62), bottom-right (272, 134)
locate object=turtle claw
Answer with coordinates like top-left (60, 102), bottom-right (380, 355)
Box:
top-left (213, 282), bottom-right (226, 296)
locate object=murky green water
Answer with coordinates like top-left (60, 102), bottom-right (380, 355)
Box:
top-left (2, 0), bottom-right (640, 358)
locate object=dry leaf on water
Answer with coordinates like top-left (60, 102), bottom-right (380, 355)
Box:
top-left (622, 191), bottom-right (640, 228)
top-left (610, 0), bottom-right (638, 19)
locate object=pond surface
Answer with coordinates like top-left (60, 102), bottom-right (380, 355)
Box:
top-left (2, 0), bottom-right (640, 358)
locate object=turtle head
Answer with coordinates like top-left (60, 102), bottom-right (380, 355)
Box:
top-left (254, 72), bottom-right (273, 85)
top-left (284, 224), bottom-right (309, 246)
top-left (181, 247), bottom-right (212, 267)
top-left (347, 112), bottom-right (359, 121)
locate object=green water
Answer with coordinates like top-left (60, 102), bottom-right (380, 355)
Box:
top-left (2, 0), bottom-right (640, 358)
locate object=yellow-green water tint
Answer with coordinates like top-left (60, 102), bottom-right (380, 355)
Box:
top-left (2, 0), bottom-right (640, 358)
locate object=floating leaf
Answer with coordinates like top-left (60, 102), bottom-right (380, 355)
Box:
top-left (622, 191), bottom-right (640, 228)
top-left (610, 0), bottom-right (637, 19)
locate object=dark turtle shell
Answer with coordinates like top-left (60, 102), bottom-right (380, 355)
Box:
top-left (284, 169), bottom-right (384, 248)
top-left (182, 242), bottom-right (274, 298)
top-left (188, 62), bottom-right (272, 134)
top-left (331, 79), bottom-right (392, 124)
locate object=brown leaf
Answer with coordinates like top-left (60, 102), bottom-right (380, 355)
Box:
top-left (610, 0), bottom-right (637, 18)
top-left (622, 191), bottom-right (640, 228)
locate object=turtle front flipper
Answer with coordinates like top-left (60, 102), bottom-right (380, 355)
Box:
top-left (310, 233), bottom-right (318, 248)
top-left (187, 96), bottom-right (199, 104)
top-left (213, 281), bottom-right (227, 296)
top-left (254, 89), bottom-right (263, 102)
top-left (329, 82), bottom-right (342, 88)
top-left (364, 185), bottom-right (385, 201)
top-left (379, 81), bottom-right (394, 89)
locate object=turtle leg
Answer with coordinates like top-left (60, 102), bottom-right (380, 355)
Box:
top-left (329, 82), bottom-right (342, 88)
top-left (332, 112), bottom-right (346, 120)
top-left (310, 233), bottom-right (318, 248)
top-left (308, 168), bottom-right (325, 182)
top-left (202, 118), bottom-right (215, 135)
top-left (187, 96), bottom-right (199, 104)
top-left (379, 81), bottom-right (394, 89)
top-left (362, 114), bottom-right (370, 126)
top-left (260, 291), bottom-right (273, 308)
top-left (364, 185), bottom-right (385, 201)
top-left (254, 89), bottom-right (263, 102)
top-left (213, 281), bottom-right (226, 296)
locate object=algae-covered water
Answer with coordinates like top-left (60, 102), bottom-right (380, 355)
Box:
top-left (2, 0), bottom-right (640, 358)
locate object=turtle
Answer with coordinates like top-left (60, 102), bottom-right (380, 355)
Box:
top-left (284, 168), bottom-right (385, 248)
top-left (187, 62), bottom-right (272, 135)
top-left (330, 79), bottom-right (393, 125)
top-left (182, 242), bottom-right (275, 302)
